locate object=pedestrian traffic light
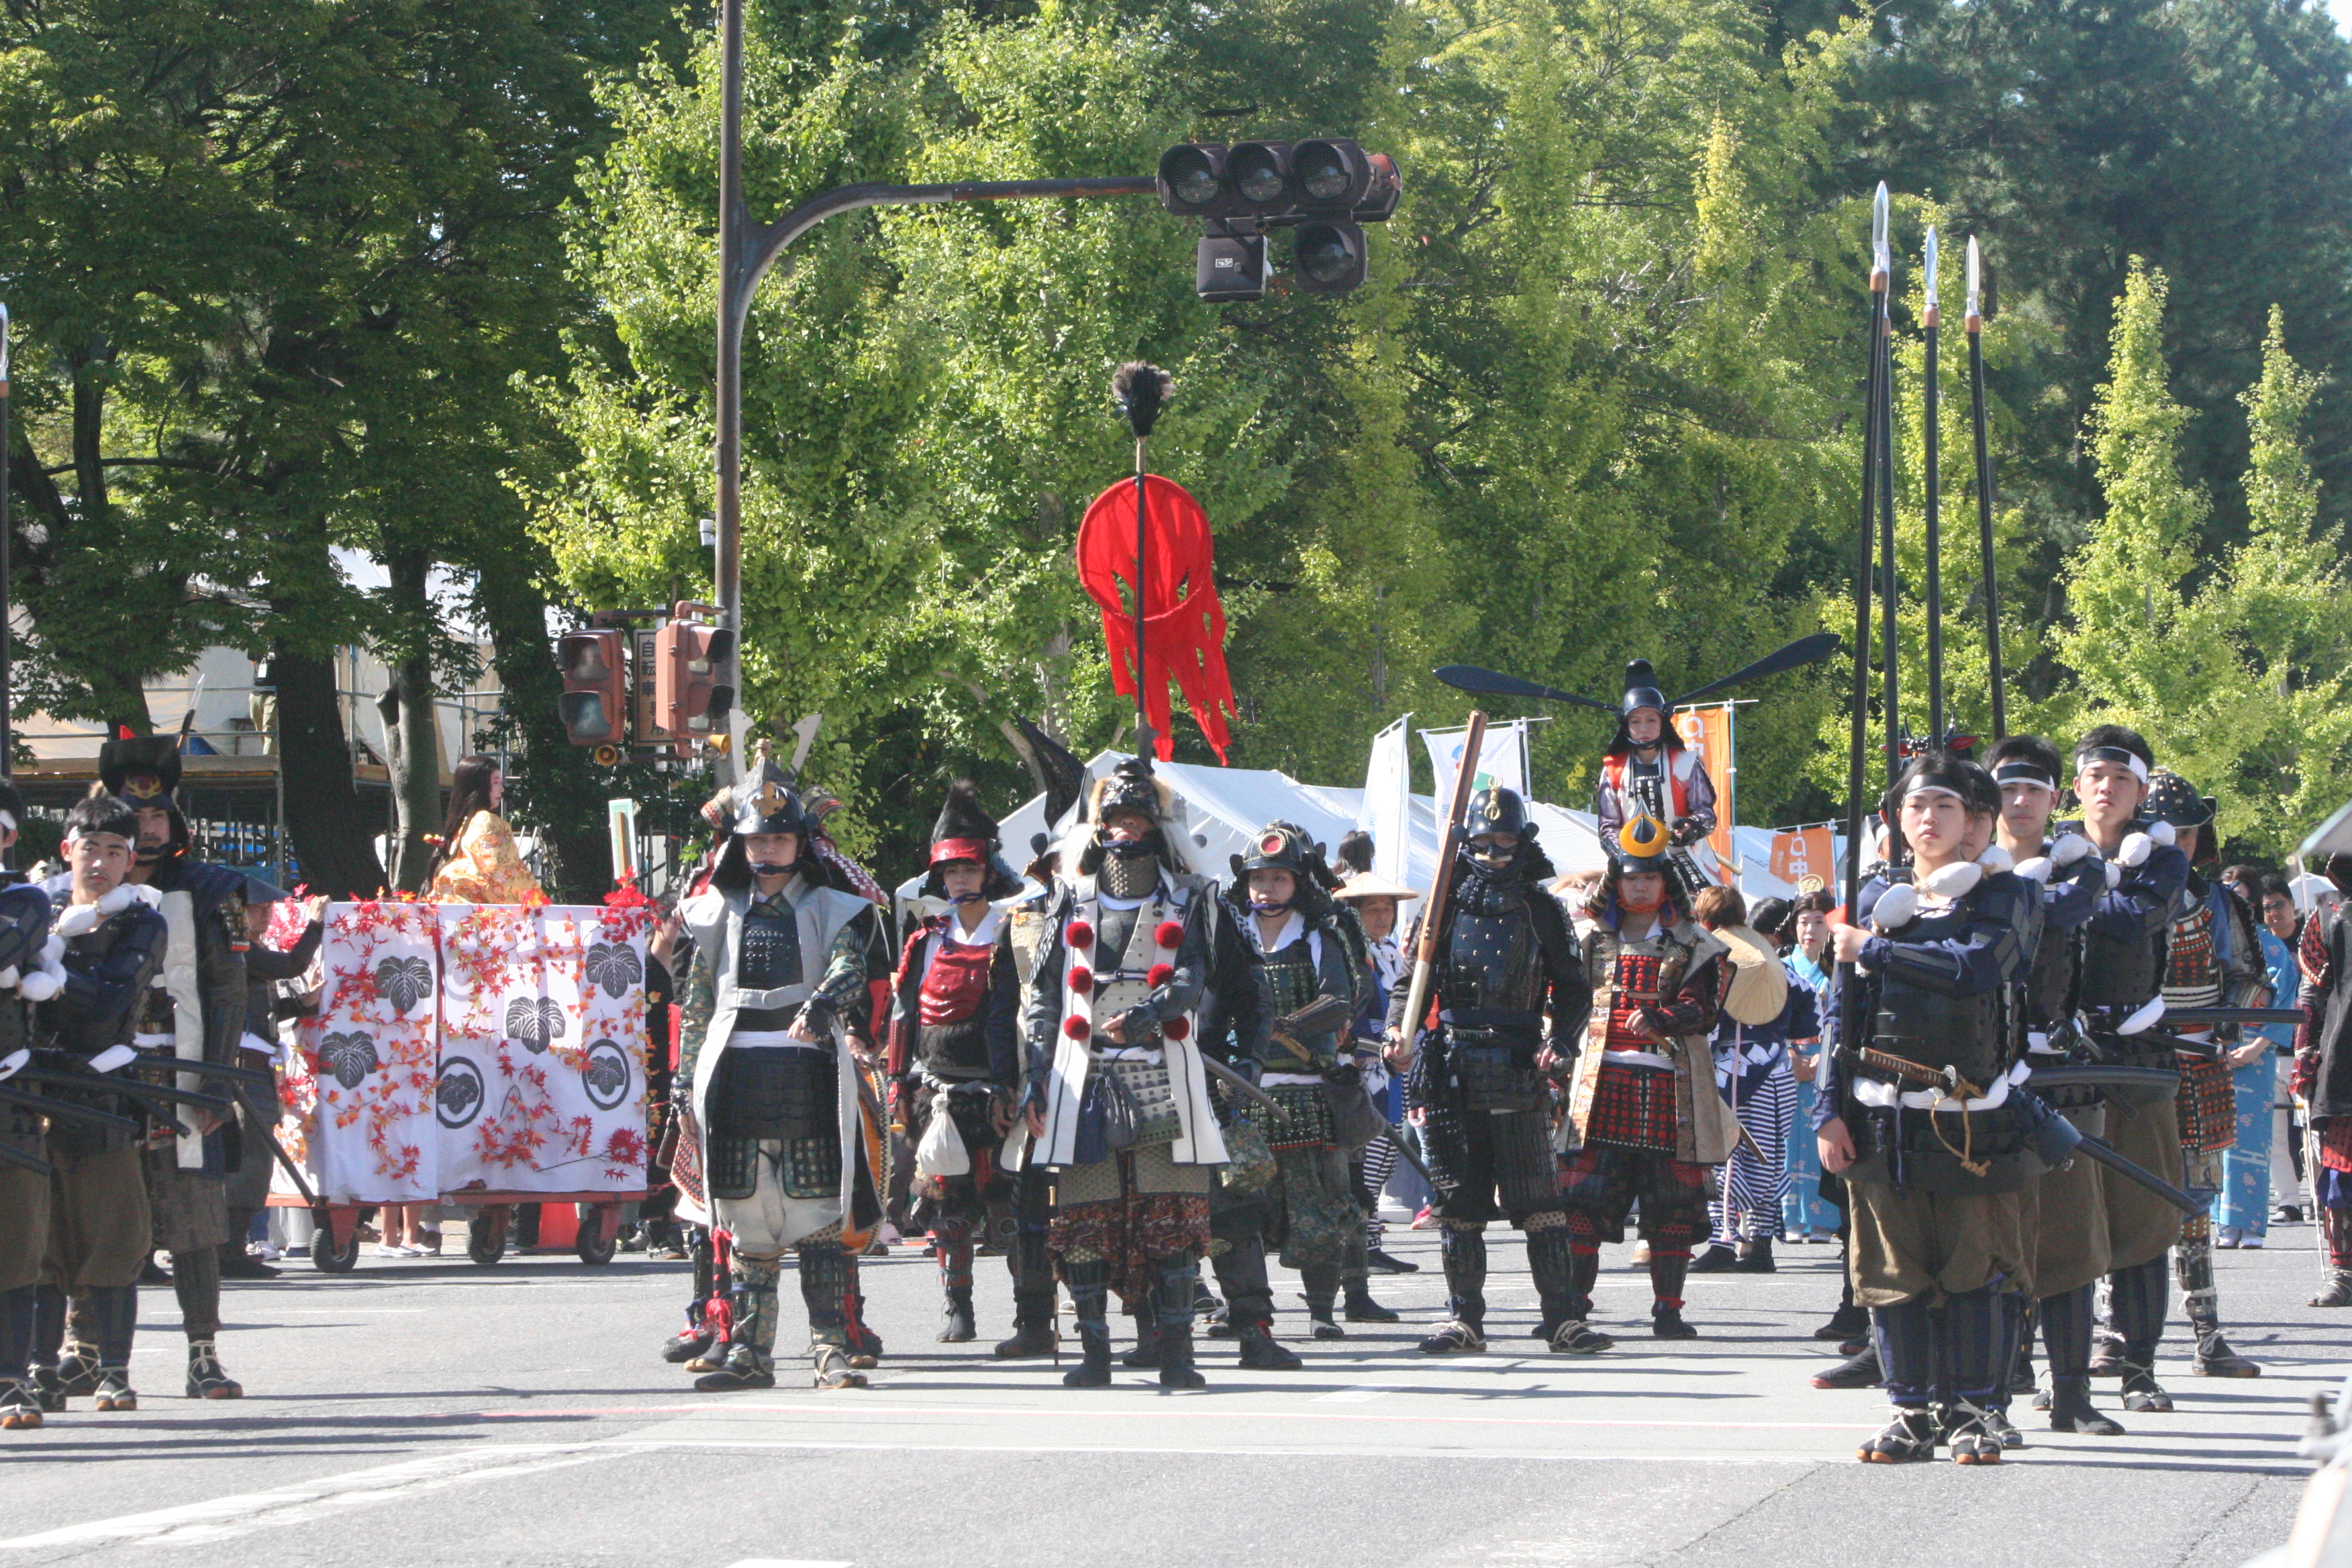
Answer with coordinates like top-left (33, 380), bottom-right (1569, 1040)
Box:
top-left (655, 601), bottom-right (736, 752)
top-left (1157, 138), bottom-right (1398, 299)
top-left (556, 629), bottom-right (626, 750)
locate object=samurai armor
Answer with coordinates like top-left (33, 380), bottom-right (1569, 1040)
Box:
top-left (1263, 1082), bottom-right (1336, 1150)
top-left (2175, 1054), bottom-right (2237, 1153)
top-left (1559, 1146), bottom-right (1712, 1248)
top-left (1583, 1064), bottom-right (1680, 1153)
top-left (1847, 1103), bottom-right (2048, 1197)
top-left (709, 1046), bottom-right (834, 1141)
top-left (705, 1136), bottom-right (763, 1202)
top-left (778, 1136), bottom-right (844, 1199)
top-left (1447, 1038), bottom-right (1545, 1114)
top-left (1104, 1057), bottom-right (1183, 1149)
top-left (1215, 1116), bottom-right (1278, 1198)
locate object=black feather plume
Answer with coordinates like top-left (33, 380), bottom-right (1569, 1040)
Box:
top-left (1112, 361), bottom-right (1173, 438)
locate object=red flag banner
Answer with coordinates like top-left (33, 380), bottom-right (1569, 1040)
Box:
top-left (1769, 826), bottom-right (1834, 888)
top-left (1075, 474), bottom-right (1236, 763)
top-left (1673, 705), bottom-right (1736, 871)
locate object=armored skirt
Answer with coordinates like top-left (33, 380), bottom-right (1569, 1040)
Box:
top-left (2104, 1096), bottom-right (2186, 1271)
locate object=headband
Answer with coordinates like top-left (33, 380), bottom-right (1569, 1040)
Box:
top-left (2075, 745), bottom-right (2151, 785)
top-left (1900, 765), bottom-right (1975, 803)
top-left (1991, 761), bottom-right (2057, 793)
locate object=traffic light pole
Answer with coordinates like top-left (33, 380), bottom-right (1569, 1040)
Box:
top-left (714, 0), bottom-right (1153, 781)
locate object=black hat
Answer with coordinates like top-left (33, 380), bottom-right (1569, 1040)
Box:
top-left (1620, 660), bottom-right (1668, 720)
top-left (1233, 821), bottom-right (1315, 880)
top-left (1608, 810), bottom-right (1673, 875)
top-left (922, 781), bottom-right (1020, 901)
top-left (99, 734), bottom-right (181, 807)
top-left (2143, 767), bottom-right (2216, 831)
top-left (728, 751), bottom-right (810, 839)
top-left (1463, 787), bottom-right (1534, 841)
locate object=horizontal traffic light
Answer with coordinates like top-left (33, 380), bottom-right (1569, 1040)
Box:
top-left (1157, 139), bottom-right (1398, 222)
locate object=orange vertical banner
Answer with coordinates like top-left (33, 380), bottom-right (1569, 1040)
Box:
top-left (1673, 704), bottom-right (1736, 873)
top-left (1769, 826), bottom-right (1834, 887)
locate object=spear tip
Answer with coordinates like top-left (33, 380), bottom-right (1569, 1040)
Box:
top-left (1965, 236), bottom-right (1983, 326)
top-left (1924, 227), bottom-right (1940, 309)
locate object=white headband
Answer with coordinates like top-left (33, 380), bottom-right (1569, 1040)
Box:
top-left (2075, 746), bottom-right (2151, 785)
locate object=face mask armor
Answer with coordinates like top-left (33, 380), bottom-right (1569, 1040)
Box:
top-left (1459, 787), bottom-right (1534, 873)
top-left (98, 736), bottom-right (188, 863)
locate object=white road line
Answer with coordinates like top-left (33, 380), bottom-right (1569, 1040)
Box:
top-left (725, 1560), bottom-right (854, 1567)
top-left (0, 1444), bottom-right (624, 1551)
top-left (1313, 1385), bottom-right (1396, 1403)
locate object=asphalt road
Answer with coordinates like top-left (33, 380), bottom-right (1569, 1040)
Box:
top-left (0, 1218), bottom-right (2339, 1568)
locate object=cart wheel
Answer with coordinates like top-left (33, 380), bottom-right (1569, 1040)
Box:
top-left (469, 1208), bottom-right (509, 1267)
top-left (311, 1225), bottom-right (358, 1273)
top-left (575, 1204), bottom-right (616, 1266)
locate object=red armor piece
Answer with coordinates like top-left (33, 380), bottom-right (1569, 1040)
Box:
top-left (1604, 950), bottom-right (1666, 1050)
top-left (918, 936), bottom-right (994, 1028)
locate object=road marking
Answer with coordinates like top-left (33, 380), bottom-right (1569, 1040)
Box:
top-left (481, 1400), bottom-right (1881, 1432)
top-left (1314, 1385), bottom-right (1396, 1403)
top-left (725, 1560), bottom-right (853, 1567)
top-left (0, 1444), bottom-right (622, 1550)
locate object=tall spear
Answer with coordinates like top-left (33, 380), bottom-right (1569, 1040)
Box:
top-left (1841, 185), bottom-right (1889, 1048)
top-left (1966, 238), bottom-right (2005, 740)
top-left (1112, 361), bottom-right (1173, 757)
top-left (1874, 191), bottom-right (1900, 782)
top-left (1922, 228), bottom-right (1944, 745)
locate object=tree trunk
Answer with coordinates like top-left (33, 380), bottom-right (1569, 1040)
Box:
top-left (380, 550), bottom-right (442, 895)
top-left (271, 646), bottom-right (386, 897)
top-left (476, 567), bottom-right (609, 901)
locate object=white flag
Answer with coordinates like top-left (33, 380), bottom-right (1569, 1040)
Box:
top-left (1359, 714), bottom-right (1414, 884)
top-left (1422, 720), bottom-right (1528, 805)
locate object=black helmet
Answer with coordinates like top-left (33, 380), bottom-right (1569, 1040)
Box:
top-left (1620, 659), bottom-right (1668, 720)
top-left (1234, 821), bottom-right (1315, 879)
top-left (1608, 810), bottom-right (1673, 876)
top-left (2143, 767), bottom-right (2215, 831)
top-left (922, 780), bottom-right (1020, 901)
top-left (1463, 787), bottom-right (1533, 841)
top-left (730, 754), bottom-right (810, 839)
top-left (1092, 756), bottom-right (1166, 826)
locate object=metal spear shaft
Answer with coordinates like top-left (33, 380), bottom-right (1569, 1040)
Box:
top-left (1875, 205), bottom-right (1900, 784)
top-left (1967, 237), bottom-right (2006, 740)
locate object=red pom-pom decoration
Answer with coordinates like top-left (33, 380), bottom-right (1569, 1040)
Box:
top-left (1063, 1016), bottom-right (1091, 1040)
top-left (1146, 963), bottom-right (1175, 989)
top-left (1067, 967), bottom-right (1093, 994)
top-left (1067, 920), bottom-right (1094, 949)
top-left (1161, 1016), bottom-right (1191, 1040)
top-left (1155, 920), bottom-right (1185, 949)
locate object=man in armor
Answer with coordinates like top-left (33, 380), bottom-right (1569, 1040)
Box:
top-left (1559, 815), bottom-right (1731, 1347)
top-left (0, 781), bottom-right (62, 1429)
top-left (104, 736), bottom-right (252, 1401)
top-left (887, 781), bottom-right (1024, 1346)
top-left (1023, 757), bottom-right (1230, 1389)
top-left (1593, 660), bottom-right (1717, 899)
top-left (28, 794), bottom-right (168, 1415)
top-left (1387, 787), bottom-right (1591, 1357)
top-left (1817, 751), bottom-right (2036, 1464)
top-left (2122, 767), bottom-right (2265, 1382)
top-left (1224, 824), bottom-right (1367, 1340)
top-left (1986, 735), bottom-right (2122, 1437)
top-left (675, 749), bottom-right (888, 1391)
top-left (2292, 854), bottom-right (2352, 1307)
top-left (2065, 727), bottom-right (2192, 1415)
top-left (993, 836), bottom-right (1067, 1361)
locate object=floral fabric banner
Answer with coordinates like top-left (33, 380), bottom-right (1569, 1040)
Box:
top-left (273, 900), bottom-right (654, 1204)
top-left (434, 902), bottom-right (654, 1195)
top-left (277, 901), bottom-right (442, 1204)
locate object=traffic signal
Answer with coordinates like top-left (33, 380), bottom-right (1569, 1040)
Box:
top-left (655, 601), bottom-right (736, 752)
top-left (1293, 219), bottom-right (1367, 294)
top-left (1157, 138), bottom-right (1398, 301)
top-left (556, 629), bottom-right (626, 754)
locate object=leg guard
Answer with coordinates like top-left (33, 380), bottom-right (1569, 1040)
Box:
top-left (1062, 1257), bottom-right (1113, 1387)
top-left (1440, 1221), bottom-right (1487, 1329)
top-left (797, 1242), bottom-right (866, 1390)
top-left (87, 1284), bottom-right (137, 1369)
top-left (170, 1246), bottom-right (222, 1342)
top-left (1942, 1286), bottom-right (2006, 1406)
top-left (1300, 1263), bottom-right (1342, 1338)
top-left (0, 1285), bottom-right (32, 1385)
top-left (1154, 1257), bottom-right (1206, 1389)
top-left (1210, 1227), bottom-right (1276, 1330)
top-left (1648, 1248), bottom-right (1692, 1314)
top-left (2325, 1202), bottom-right (2352, 1269)
top-left (1526, 1225), bottom-right (1578, 1326)
top-left (2110, 1255), bottom-right (2169, 1361)
top-left (2175, 1227), bottom-right (2218, 1334)
top-left (2042, 1284), bottom-right (2095, 1386)
top-left (935, 1218), bottom-right (976, 1343)
top-left (1873, 1300), bottom-right (1936, 1409)
top-left (730, 1253), bottom-right (783, 1371)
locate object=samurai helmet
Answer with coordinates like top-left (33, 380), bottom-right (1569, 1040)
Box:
top-left (1067, 754), bottom-right (1195, 882)
top-left (922, 780), bottom-right (1020, 902)
top-left (1620, 660), bottom-right (1668, 720)
top-left (1091, 756), bottom-right (1168, 827)
top-left (729, 742), bottom-right (810, 838)
top-left (98, 734), bottom-right (187, 861)
top-left (1606, 658), bottom-right (1685, 758)
top-left (1461, 787), bottom-right (1537, 874)
top-left (1234, 821), bottom-right (1314, 879)
top-left (1611, 810), bottom-right (1672, 875)
top-left (2142, 767), bottom-right (2214, 830)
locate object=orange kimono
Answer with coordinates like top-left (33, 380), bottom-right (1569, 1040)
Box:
top-left (427, 811), bottom-right (543, 905)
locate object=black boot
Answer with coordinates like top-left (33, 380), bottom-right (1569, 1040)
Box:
top-left (1062, 1259), bottom-right (1114, 1387)
top-left (2047, 1381), bottom-right (2126, 1435)
top-left (696, 1254), bottom-right (779, 1391)
top-left (1856, 1407), bottom-right (1939, 1463)
top-left (87, 1285), bottom-right (139, 1412)
top-left (995, 1290), bottom-right (1057, 1359)
top-left (1812, 1342), bottom-right (1882, 1389)
top-left (1731, 1236), bottom-right (1776, 1273)
top-left (0, 1286), bottom-right (34, 1430)
top-left (936, 1224), bottom-right (977, 1342)
top-left (1649, 1247), bottom-right (1697, 1338)
top-left (1236, 1318), bottom-right (1303, 1369)
top-left (1302, 1266), bottom-right (1344, 1340)
top-left (1155, 1259), bottom-right (1208, 1389)
top-left (798, 1244), bottom-right (867, 1391)
top-left (1689, 1242), bottom-right (1739, 1273)
top-left (1343, 1281), bottom-right (1399, 1323)
top-left (1122, 1310), bottom-right (1163, 1368)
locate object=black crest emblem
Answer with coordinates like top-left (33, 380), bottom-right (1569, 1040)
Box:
top-left (375, 956), bottom-right (434, 1016)
top-left (502, 997), bottom-right (567, 1052)
top-left (582, 942), bottom-right (642, 999)
top-left (583, 1040), bottom-right (630, 1111)
top-left (436, 1057), bottom-right (484, 1128)
top-left (317, 1031), bottom-right (380, 1090)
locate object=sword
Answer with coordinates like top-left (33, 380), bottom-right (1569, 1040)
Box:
top-left (0, 1140), bottom-right (47, 1175)
top-left (1197, 1050), bottom-right (1284, 1119)
top-left (2159, 1007), bottom-right (2304, 1027)
top-left (0, 1084), bottom-right (140, 1134)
